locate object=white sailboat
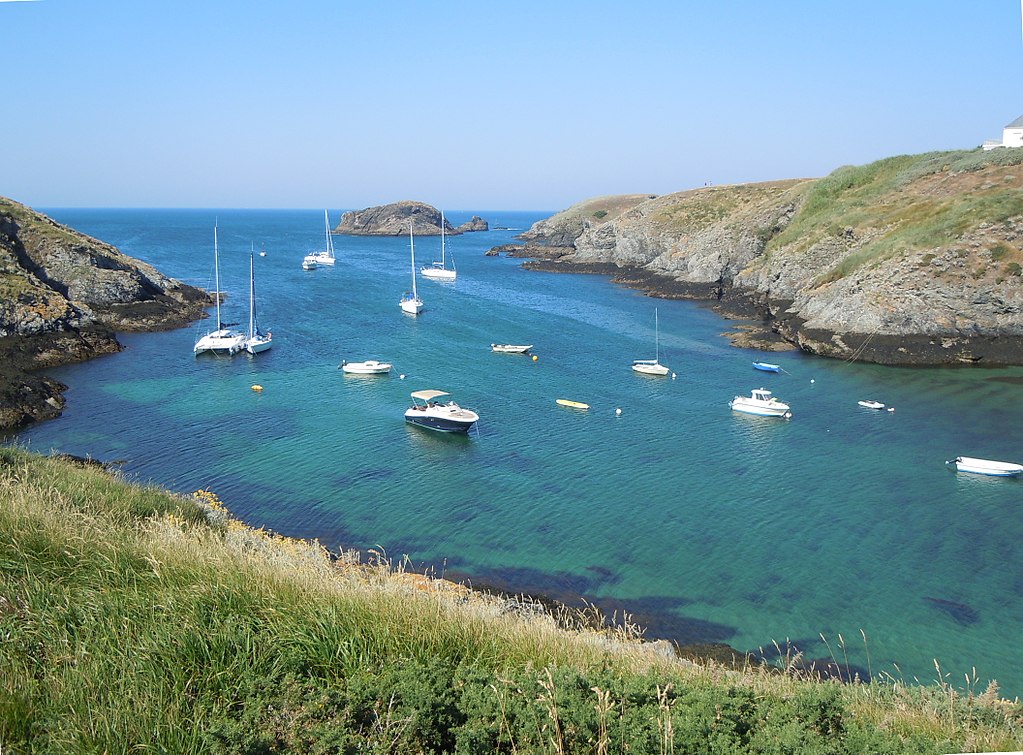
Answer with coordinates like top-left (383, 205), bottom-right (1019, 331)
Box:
top-left (194, 225), bottom-right (246, 356)
top-left (242, 253), bottom-right (272, 354)
top-left (303, 209), bottom-right (336, 268)
top-left (421, 210), bottom-right (456, 281)
top-left (631, 307), bottom-right (670, 375)
top-left (399, 221), bottom-right (424, 315)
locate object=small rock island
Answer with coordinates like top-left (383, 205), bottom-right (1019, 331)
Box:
top-left (333, 201), bottom-right (488, 236)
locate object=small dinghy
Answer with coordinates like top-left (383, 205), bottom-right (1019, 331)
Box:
top-left (946, 456), bottom-right (1023, 477)
top-left (752, 361), bottom-right (781, 373)
top-left (491, 344), bottom-right (533, 354)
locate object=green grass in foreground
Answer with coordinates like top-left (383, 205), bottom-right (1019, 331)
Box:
top-left (1, 446), bottom-right (1021, 752)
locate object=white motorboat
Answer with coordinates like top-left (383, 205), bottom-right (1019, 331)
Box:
top-left (421, 210), bottom-right (456, 281)
top-left (399, 221), bottom-right (424, 315)
top-left (491, 343), bottom-right (533, 354)
top-left (404, 390), bottom-right (478, 433)
top-left (632, 308), bottom-right (669, 375)
top-left (729, 388), bottom-right (792, 418)
top-left (946, 456), bottom-right (1023, 477)
top-left (340, 359), bottom-right (392, 375)
top-left (301, 256), bottom-right (317, 270)
top-left (242, 253), bottom-right (272, 354)
top-left (857, 400), bottom-right (885, 410)
top-left (304, 209), bottom-right (336, 266)
top-left (194, 225), bottom-right (246, 356)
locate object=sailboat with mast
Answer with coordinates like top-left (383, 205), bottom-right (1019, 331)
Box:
top-left (194, 225), bottom-right (245, 356)
top-left (302, 209), bottom-right (336, 268)
top-left (631, 307), bottom-right (670, 375)
top-left (242, 253), bottom-right (272, 354)
top-left (399, 221), bottom-right (425, 315)
top-left (421, 210), bottom-right (456, 281)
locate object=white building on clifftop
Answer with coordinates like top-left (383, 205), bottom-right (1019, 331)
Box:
top-left (982, 114), bottom-right (1023, 149)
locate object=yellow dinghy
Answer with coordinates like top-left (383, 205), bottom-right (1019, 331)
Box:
top-left (556, 399), bottom-right (590, 410)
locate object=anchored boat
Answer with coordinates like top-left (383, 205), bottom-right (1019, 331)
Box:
top-left (404, 390), bottom-right (479, 433)
top-left (729, 388), bottom-right (792, 419)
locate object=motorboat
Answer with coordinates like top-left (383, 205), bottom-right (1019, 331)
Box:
top-left (399, 222), bottom-right (425, 315)
top-left (421, 210), bottom-right (456, 281)
top-left (305, 210), bottom-right (336, 266)
top-left (946, 456), bottom-right (1023, 477)
top-left (857, 400), bottom-right (885, 410)
top-left (753, 361), bottom-right (781, 373)
top-left (404, 390), bottom-right (479, 433)
top-left (632, 308), bottom-right (669, 375)
top-left (491, 343), bottom-right (533, 354)
top-left (194, 225), bottom-right (246, 356)
top-left (301, 256), bottom-right (317, 270)
top-left (729, 388), bottom-right (792, 418)
top-left (242, 253), bottom-right (272, 354)
top-left (340, 359), bottom-right (392, 375)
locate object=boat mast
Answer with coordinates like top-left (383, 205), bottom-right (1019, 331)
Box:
top-left (655, 307), bottom-right (660, 362)
top-left (248, 253), bottom-right (256, 339)
top-left (409, 221), bottom-right (418, 300)
top-left (441, 210), bottom-right (446, 268)
top-left (214, 224), bottom-right (222, 330)
top-left (324, 209), bottom-right (334, 259)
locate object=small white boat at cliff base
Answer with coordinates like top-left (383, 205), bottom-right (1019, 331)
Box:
top-left (729, 388), bottom-right (792, 419)
top-left (946, 456), bottom-right (1023, 477)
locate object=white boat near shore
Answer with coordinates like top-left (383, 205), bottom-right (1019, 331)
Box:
top-left (729, 388), bottom-right (792, 419)
top-left (946, 456), bottom-right (1023, 477)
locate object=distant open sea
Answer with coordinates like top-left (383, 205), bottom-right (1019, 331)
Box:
top-left (9, 208), bottom-right (1023, 697)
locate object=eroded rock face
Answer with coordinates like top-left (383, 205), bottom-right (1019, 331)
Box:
top-left (335, 201), bottom-right (488, 236)
top-left (0, 196), bottom-right (211, 429)
top-left (508, 157), bottom-right (1023, 365)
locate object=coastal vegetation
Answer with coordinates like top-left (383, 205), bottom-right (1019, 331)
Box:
top-left (1, 446), bottom-right (1021, 752)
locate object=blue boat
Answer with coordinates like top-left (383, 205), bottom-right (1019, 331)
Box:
top-left (752, 361), bottom-right (781, 373)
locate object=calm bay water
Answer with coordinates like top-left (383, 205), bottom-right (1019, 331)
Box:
top-left (10, 208), bottom-right (1023, 697)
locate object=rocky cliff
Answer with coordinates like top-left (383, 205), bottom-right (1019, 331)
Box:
top-left (0, 197), bottom-right (209, 428)
top-left (503, 149), bottom-right (1023, 365)
top-left (334, 201), bottom-right (487, 236)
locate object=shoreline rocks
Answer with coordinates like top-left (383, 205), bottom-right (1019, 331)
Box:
top-left (0, 197), bottom-right (211, 431)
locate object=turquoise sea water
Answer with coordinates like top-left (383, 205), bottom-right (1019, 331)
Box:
top-left (10, 208), bottom-right (1023, 697)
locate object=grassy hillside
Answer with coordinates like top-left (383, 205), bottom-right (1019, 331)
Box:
top-left (1, 447), bottom-right (1021, 752)
top-left (764, 149), bottom-right (1023, 283)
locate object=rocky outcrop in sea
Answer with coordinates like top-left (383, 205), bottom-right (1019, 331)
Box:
top-left (493, 150), bottom-right (1023, 365)
top-left (334, 201), bottom-right (487, 236)
top-left (0, 197), bottom-right (209, 429)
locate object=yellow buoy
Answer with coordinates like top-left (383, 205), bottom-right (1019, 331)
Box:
top-left (532, 354), bottom-right (538, 361)
top-left (251, 384), bottom-right (263, 392)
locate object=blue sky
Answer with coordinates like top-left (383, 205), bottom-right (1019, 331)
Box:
top-left (4, 0), bottom-right (1022, 211)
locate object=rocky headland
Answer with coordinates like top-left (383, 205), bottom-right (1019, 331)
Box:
top-left (0, 197), bottom-right (209, 430)
top-left (334, 200), bottom-right (488, 236)
top-left (492, 149), bottom-right (1023, 365)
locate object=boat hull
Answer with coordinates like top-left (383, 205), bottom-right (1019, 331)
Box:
top-left (244, 337), bottom-right (272, 354)
top-left (556, 399), bottom-right (589, 410)
top-left (949, 456), bottom-right (1023, 477)
top-left (632, 361), bottom-right (669, 376)
top-left (752, 362), bottom-right (780, 372)
top-left (400, 297), bottom-right (424, 315)
top-left (729, 398), bottom-right (791, 418)
top-left (404, 407), bottom-right (478, 433)
top-left (421, 267), bottom-right (455, 281)
top-left (341, 360), bottom-right (391, 375)
top-left (491, 344), bottom-right (532, 353)
top-left (194, 330), bottom-right (246, 355)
